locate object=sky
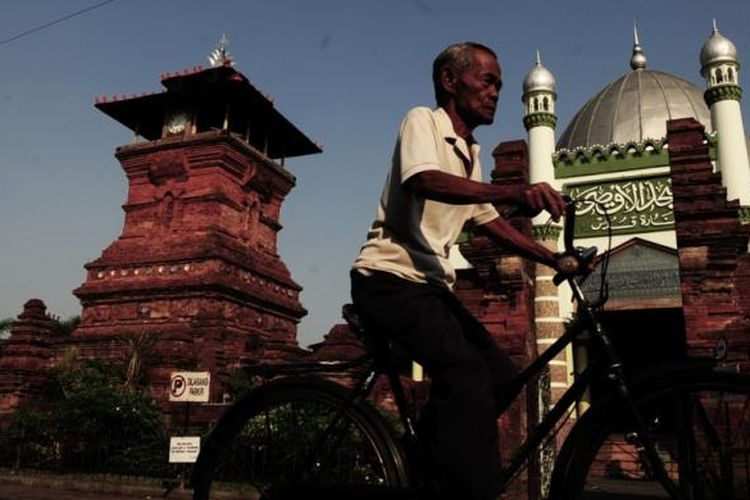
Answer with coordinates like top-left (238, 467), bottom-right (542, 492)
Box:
top-left (1, 0), bottom-right (749, 347)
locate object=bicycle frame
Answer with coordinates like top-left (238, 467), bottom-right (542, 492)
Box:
top-left (497, 316), bottom-right (593, 487)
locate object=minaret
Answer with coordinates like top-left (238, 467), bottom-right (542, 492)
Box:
top-left (523, 50), bottom-right (558, 191)
top-left (700, 20), bottom-right (750, 207)
top-left (522, 53), bottom-right (569, 410)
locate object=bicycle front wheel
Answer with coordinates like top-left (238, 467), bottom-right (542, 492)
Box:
top-left (550, 368), bottom-right (750, 499)
top-left (192, 377), bottom-right (409, 500)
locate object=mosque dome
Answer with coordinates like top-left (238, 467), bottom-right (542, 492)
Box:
top-left (523, 51), bottom-right (556, 95)
top-left (558, 57), bottom-right (712, 149)
top-left (700, 22), bottom-right (739, 72)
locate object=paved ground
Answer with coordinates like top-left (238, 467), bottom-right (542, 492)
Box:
top-left (0, 483), bottom-right (146, 499)
top-left (0, 478), bottom-right (673, 499)
top-left (0, 482), bottom-right (192, 500)
top-left (582, 478), bottom-right (670, 499)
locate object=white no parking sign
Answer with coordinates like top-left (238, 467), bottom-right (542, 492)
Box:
top-left (169, 371), bottom-right (211, 402)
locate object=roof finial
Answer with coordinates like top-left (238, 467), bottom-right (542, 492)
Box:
top-left (208, 34), bottom-right (234, 67)
top-left (712, 18), bottom-right (719, 35)
top-left (630, 21), bottom-right (647, 71)
top-left (535, 49), bottom-right (541, 66)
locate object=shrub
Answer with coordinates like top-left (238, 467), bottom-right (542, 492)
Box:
top-left (0, 357), bottom-right (172, 477)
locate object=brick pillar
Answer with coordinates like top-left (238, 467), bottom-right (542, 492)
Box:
top-left (530, 232), bottom-right (569, 401)
top-left (529, 229), bottom-right (569, 496)
top-left (667, 117), bottom-right (750, 368)
top-left (457, 140), bottom-right (540, 500)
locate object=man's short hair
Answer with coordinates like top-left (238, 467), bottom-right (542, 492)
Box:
top-left (432, 42), bottom-right (497, 106)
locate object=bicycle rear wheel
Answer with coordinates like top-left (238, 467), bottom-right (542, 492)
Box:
top-left (549, 368), bottom-right (750, 499)
top-left (192, 377), bottom-right (409, 499)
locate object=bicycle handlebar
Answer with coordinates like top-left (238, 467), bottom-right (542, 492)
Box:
top-left (552, 199), bottom-right (597, 286)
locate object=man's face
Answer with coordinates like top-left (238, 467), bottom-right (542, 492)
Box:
top-left (451, 49), bottom-right (502, 127)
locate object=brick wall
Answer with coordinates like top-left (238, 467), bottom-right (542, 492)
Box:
top-left (667, 117), bottom-right (750, 369)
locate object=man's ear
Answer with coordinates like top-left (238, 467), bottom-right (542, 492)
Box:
top-left (440, 67), bottom-right (457, 96)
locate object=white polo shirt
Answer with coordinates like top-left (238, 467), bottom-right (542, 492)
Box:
top-left (353, 106), bottom-right (499, 289)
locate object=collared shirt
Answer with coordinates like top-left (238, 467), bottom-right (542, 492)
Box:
top-left (353, 106), bottom-right (499, 289)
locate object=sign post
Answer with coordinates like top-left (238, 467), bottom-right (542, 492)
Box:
top-left (169, 371), bottom-right (211, 490)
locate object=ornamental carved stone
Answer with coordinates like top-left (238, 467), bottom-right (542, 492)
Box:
top-left (704, 84), bottom-right (743, 106)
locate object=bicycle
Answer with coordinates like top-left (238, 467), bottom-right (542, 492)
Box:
top-left (192, 200), bottom-right (750, 499)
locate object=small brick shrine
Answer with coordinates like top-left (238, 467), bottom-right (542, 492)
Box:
top-left (0, 300), bottom-right (58, 417)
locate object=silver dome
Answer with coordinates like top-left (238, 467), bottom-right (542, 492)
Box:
top-left (557, 69), bottom-right (712, 149)
top-left (700, 21), bottom-right (739, 72)
top-left (523, 51), bottom-right (556, 94)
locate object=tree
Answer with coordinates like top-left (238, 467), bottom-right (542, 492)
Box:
top-left (0, 354), bottom-right (171, 476)
top-left (49, 315), bottom-right (80, 336)
top-left (0, 406), bottom-right (55, 471)
top-left (51, 356), bottom-right (169, 475)
top-left (0, 317), bottom-right (12, 339)
top-left (0, 317), bottom-right (13, 357)
top-left (122, 330), bottom-right (157, 391)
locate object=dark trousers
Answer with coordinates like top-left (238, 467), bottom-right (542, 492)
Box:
top-left (351, 271), bottom-right (518, 499)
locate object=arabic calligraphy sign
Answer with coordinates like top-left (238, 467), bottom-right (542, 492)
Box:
top-left (565, 175), bottom-right (674, 237)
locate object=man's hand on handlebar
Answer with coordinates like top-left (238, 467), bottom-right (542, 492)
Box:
top-left (551, 198), bottom-right (598, 285)
top-left (519, 183), bottom-right (566, 221)
top-left (553, 248), bottom-right (598, 285)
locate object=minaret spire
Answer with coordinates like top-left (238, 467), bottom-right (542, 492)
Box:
top-left (630, 22), bottom-right (647, 71)
top-left (633, 22), bottom-right (641, 46)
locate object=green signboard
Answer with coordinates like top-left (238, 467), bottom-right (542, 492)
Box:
top-left (564, 175), bottom-right (674, 237)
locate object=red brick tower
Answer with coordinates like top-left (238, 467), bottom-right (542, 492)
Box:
top-left (71, 52), bottom-right (321, 405)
